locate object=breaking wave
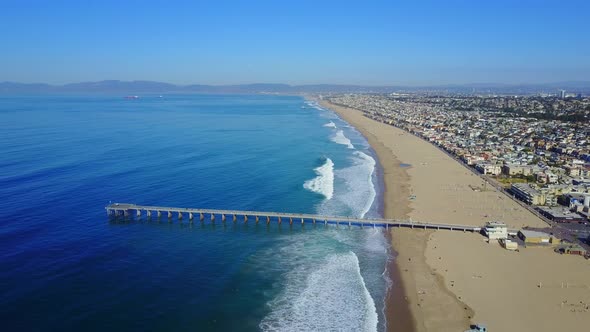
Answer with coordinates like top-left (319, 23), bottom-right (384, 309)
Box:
top-left (259, 251), bottom-right (378, 332)
top-left (303, 158), bottom-right (334, 200)
top-left (315, 151), bottom-right (377, 218)
top-left (323, 121), bottom-right (337, 128)
top-left (331, 130), bottom-right (354, 149)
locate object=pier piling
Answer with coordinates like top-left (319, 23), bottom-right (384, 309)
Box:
top-left (105, 203), bottom-right (483, 233)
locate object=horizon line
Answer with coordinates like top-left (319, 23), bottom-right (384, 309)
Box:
top-left (3, 79), bottom-right (590, 88)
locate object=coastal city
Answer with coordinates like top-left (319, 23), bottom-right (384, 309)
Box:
top-left (327, 93), bottom-right (590, 253)
top-left (4, 1), bottom-right (590, 332)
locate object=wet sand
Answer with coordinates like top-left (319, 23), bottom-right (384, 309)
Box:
top-left (319, 99), bottom-right (590, 332)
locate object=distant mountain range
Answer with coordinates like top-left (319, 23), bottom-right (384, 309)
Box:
top-left (1, 80), bottom-right (589, 95)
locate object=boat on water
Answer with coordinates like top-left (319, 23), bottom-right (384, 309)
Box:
top-left (124, 95), bottom-right (139, 99)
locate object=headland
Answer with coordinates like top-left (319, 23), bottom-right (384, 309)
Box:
top-left (319, 99), bottom-right (590, 332)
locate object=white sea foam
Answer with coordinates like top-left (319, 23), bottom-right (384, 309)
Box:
top-left (364, 228), bottom-right (388, 254)
top-left (304, 100), bottom-right (324, 111)
top-left (323, 121), bottom-right (337, 128)
top-left (317, 151), bottom-right (377, 218)
top-left (260, 251), bottom-right (378, 332)
top-left (343, 151), bottom-right (377, 218)
top-left (331, 130), bottom-right (354, 149)
top-left (303, 158), bottom-right (334, 200)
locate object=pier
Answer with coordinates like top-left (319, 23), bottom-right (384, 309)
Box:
top-left (105, 203), bottom-right (483, 232)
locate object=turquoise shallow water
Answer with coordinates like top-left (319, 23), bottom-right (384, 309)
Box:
top-left (0, 94), bottom-right (390, 331)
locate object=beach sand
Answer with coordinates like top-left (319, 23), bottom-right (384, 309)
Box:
top-left (320, 99), bottom-right (590, 332)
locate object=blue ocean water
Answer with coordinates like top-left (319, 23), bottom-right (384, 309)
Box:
top-left (0, 94), bottom-right (390, 331)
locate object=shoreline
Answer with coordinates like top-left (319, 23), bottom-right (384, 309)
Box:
top-left (317, 99), bottom-right (423, 331)
top-left (318, 98), bottom-right (590, 332)
top-left (319, 98), bottom-right (477, 331)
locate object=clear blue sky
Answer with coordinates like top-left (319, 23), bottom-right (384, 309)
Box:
top-left (1, 0), bottom-right (589, 85)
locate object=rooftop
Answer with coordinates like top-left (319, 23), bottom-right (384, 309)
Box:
top-left (519, 229), bottom-right (551, 238)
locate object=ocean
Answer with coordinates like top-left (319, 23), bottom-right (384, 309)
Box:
top-left (0, 94), bottom-right (391, 331)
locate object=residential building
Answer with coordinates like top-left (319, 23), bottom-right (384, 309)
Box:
top-left (511, 183), bottom-right (545, 205)
top-left (475, 162), bottom-right (502, 175)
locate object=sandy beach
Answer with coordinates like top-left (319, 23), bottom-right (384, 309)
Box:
top-left (319, 99), bottom-right (590, 332)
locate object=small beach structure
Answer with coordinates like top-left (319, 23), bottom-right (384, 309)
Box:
top-left (483, 221), bottom-right (508, 240)
top-left (499, 238), bottom-right (518, 250)
top-left (518, 229), bottom-right (555, 245)
top-left (555, 244), bottom-right (587, 256)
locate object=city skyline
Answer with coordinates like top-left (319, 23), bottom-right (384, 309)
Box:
top-left (1, 0), bottom-right (589, 85)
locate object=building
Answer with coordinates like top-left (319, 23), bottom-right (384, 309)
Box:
top-left (545, 172), bottom-right (558, 184)
top-left (500, 238), bottom-right (518, 250)
top-left (483, 221), bottom-right (508, 240)
top-left (555, 244), bottom-right (587, 256)
top-left (564, 165), bottom-right (583, 177)
top-left (475, 162), bottom-right (502, 175)
top-left (518, 229), bottom-right (554, 245)
top-left (560, 89), bottom-right (566, 99)
top-left (463, 155), bottom-right (485, 165)
top-left (572, 177), bottom-right (590, 186)
top-left (502, 164), bottom-right (535, 176)
top-left (560, 193), bottom-right (587, 207)
top-left (536, 206), bottom-right (586, 223)
top-left (510, 183), bottom-right (558, 206)
top-left (511, 183), bottom-right (544, 205)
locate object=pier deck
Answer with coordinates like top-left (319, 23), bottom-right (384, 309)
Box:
top-left (106, 203), bottom-right (483, 232)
